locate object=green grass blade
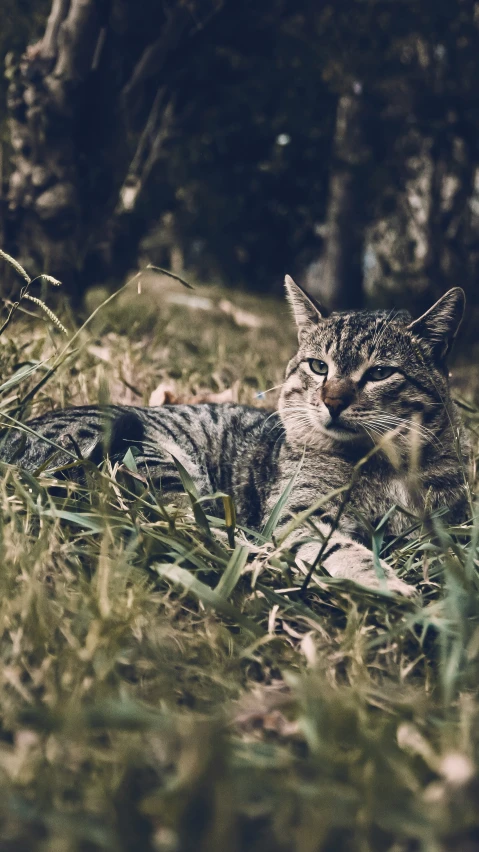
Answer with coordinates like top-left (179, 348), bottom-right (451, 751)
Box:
top-left (169, 450), bottom-right (212, 535)
top-left (262, 450), bottom-right (304, 540)
top-left (153, 562), bottom-right (263, 636)
top-left (0, 361), bottom-right (44, 394)
top-left (40, 508), bottom-right (110, 533)
top-left (122, 446), bottom-right (138, 473)
top-left (215, 544), bottom-right (249, 600)
top-left (168, 451), bottom-right (199, 498)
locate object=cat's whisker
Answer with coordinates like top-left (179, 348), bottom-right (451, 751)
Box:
top-left (365, 415), bottom-right (442, 449)
top-left (283, 415), bottom-right (315, 433)
top-left (361, 422), bottom-right (394, 440)
top-left (371, 413), bottom-right (439, 441)
top-left (262, 410), bottom-right (282, 427)
top-left (255, 382), bottom-right (286, 399)
top-left (282, 409), bottom-right (325, 445)
top-left (282, 405), bottom-right (319, 422)
top-left (361, 424), bottom-right (377, 445)
top-left (367, 417), bottom-right (427, 437)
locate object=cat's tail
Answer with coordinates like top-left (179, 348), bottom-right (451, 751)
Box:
top-left (0, 405), bottom-right (146, 477)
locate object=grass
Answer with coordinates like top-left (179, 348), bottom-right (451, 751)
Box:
top-left (0, 259), bottom-right (477, 851)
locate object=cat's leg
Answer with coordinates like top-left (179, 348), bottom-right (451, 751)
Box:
top-left (267, 479), bottom-right (416, 595)
top-left (295, 531), bottom-right (415, 596)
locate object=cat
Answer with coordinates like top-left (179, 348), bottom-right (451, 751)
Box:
top-left (0, 277), bottom-right (470, 595)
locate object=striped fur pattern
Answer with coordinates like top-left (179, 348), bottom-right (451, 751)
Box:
top-left (0, 280), bottom-right (470, 594)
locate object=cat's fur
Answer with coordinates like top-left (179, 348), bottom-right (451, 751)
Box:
top-left (0, 279), bottom-right (470, 594)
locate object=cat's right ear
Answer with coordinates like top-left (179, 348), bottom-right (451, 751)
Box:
top-left (407, 287), bottom-right (465, 360)
top-left (284, 275), bottom-right (325, 335)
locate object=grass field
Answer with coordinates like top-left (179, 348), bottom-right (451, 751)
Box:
top-left (0, 262), bottom-right (478, 852)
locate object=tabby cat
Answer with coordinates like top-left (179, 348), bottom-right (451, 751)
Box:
top-left (0, 278), bottom-right (470, 595)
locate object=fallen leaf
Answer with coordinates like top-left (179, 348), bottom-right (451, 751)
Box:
top-left (88, 344), bottom-right (111, 363)
top-left (234, 681), bottom-right (300, 737)
top-left (149, 382), bottom-right (180, 406)
top-left (166, 293), bottom-right (213, 310)
top-left (300, 632), bottom-right (317, 667)
top-left (187, 382), bottom-right (240, 404)
top-left (148, 381), bottom-right (240, 406)
top-left (233, 682), bottom-right (292, 732)
top-left (218, 299), bottom-right (263, 328)
top-left (262, 710), bottom-right (300, 737)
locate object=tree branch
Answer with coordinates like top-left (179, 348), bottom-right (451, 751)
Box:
top-left (41, 0), bottom-right (71, 60)
top-left (54, 0), bottom-right (101, 80)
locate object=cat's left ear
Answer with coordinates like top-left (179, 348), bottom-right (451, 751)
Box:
top-left (407, 287), bottom-right (465, 360)
top-left (284, 275), bottom-right (326, 335)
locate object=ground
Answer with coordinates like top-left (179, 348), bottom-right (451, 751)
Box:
top-left (0, 267), bottom-right (477, 852)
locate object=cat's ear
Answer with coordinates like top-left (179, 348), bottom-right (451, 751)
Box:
top-left (407, 287), bottom-right (465, 360)
top-left (284, 275), bottom-right (325, 334)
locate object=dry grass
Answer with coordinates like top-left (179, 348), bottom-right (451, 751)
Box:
top-left (0, 263), bottom-right (477, 851)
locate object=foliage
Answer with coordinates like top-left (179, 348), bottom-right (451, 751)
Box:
top-left (4, 0), bottom-right (479, 319)
top-left (139, 0), bottom-right (479, 308)
top-left (0, 0), bottom-right (49, 133)
top-left (0, 258), bottom-right (477, 850)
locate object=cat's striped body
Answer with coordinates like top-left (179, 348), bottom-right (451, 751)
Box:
top-left (2, 403), bottom-right (285, 529)
top-left (0, 281), bottom-right (470, 595)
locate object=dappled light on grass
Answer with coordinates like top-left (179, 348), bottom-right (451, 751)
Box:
top-left (0, 266), bottom-right (477, 849)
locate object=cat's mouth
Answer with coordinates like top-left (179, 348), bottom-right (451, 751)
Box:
top-left (322, 417), bottom-right (359, 437)
top-left (324, 416), bottom-right (355, 431)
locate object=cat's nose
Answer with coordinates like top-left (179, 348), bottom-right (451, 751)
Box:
top-left (321, 379), bottom-right (355, 418)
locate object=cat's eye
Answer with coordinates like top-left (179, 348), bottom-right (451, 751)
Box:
top-left (365, 366), bottom-right (396, 382)
top-left (308, 359), bottom-right (328, 376)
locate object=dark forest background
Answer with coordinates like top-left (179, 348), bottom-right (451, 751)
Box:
top-left (2, 0), bottom-right (479, 320)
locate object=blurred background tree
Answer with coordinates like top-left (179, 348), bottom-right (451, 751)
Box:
top-left (1, 0), bottom-right (479, 319)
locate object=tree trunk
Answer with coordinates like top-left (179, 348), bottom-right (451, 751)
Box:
top-left (306, 87), bottom-right (368, 311)
top-left (5, 0), bottom-right (222, 298)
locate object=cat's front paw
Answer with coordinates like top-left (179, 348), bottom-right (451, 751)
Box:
top-left (380, 570), bottom-right (416, 598)
top-left (296, 540), bottom-right (416, 597)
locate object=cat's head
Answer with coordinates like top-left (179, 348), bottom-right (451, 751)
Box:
top-left (279, 276), bottom-right (465, 450)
